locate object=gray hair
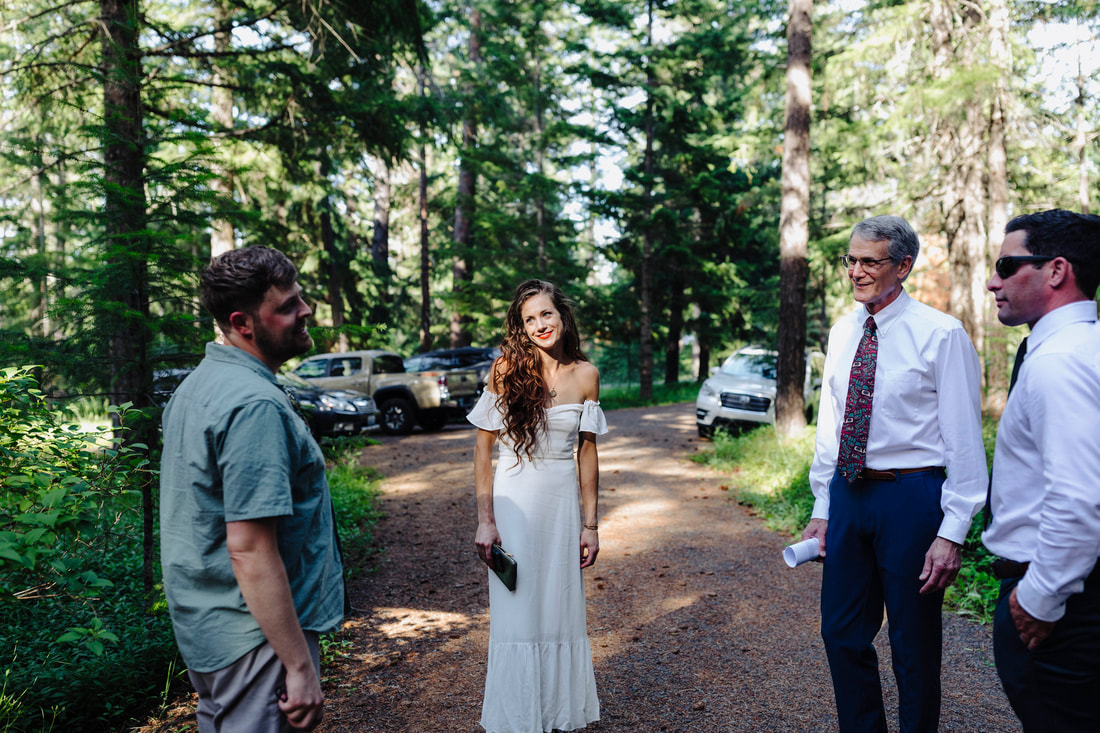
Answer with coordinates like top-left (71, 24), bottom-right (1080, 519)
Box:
top-left (851, 215), bottom-right (920, 281)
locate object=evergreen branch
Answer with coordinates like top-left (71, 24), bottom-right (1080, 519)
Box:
top-left (1, 20), bottom-right (98, 70)
top-left (0, 0), bottom-right (95, 34)
top-left (139, 0), bottom-right (295, 57)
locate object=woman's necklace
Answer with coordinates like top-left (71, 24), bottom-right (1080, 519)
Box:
top-left (545, 369), bottom-right (560, 398)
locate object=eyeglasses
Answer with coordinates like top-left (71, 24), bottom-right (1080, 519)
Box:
top-left (840, 254), bottom-right (895, 271)
top-left (994, 255), bottom-right (1053, 279)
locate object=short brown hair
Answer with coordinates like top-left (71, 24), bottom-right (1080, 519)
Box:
top-left (200, 246), bottom-right (299, 326)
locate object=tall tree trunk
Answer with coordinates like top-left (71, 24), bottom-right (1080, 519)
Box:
top-left (638, 0), bottom-right (656, 401)
top-left (985, 0), bottom-right (1011, 414)
top-left (371, 161), bottom-right (392, 274)
top-left (533, 32), bottom-right (548, 271)
top-left (664, 264), bottom-right (684, 385)
top-left (450, 4), bottom-right (480, 349)
top-left (1074, 40), bottom-right (1091, 215)
top-left (930, 0), bottom-right (987, 353)
top-left (101, 0), bottom-right (155, 602)
top-left (371, 157), bottom-right (393, 330)
top-left (318, 161), bottom-right (346, 351)
top-left (419, 65), bottom-right (432, 351)
top-left (32, 139), bottom-right (48, 338)
top-left (210, 0), bottom-right (235, 343)
top-left (775, 0), bottom-right (812, 438)
top-left (697, 338), bottom-right (711, 383)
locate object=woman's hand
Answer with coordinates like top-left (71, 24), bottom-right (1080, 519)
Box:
top-left (475, 521), bottom-right (502, 567)
top-left (580, 527), bottom-right (599, 568)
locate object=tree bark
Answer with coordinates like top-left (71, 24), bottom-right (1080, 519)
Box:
top-left (450, 4), bottom-right (480, 350)
top-left (101, 0), bottom-right (155, 602)
top-left (1074, 41), bottom-right (1091, 215)
top-left (664, 265), bottom-right (684, 385)
top-left (985, 0), bottom-right (1011, 414)
top-left (775, 0), bottom-right (812, 438)
top-left (210, 0), bottom-right (235, 344)
top-left (638, 0), bottom-right (656, 401)
top-left (419, 65), bottom-right (432, 351)
top-left (930, 0), bottom-right (987, 354)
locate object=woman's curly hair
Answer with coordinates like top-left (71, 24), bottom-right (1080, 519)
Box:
top-left (494, 280), bottom-right (587, 461)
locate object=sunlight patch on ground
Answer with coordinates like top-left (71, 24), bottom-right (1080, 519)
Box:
top-left (369, 607), bottom-right (474, 639)
top-left (658, 594), bottom-right (698, 614)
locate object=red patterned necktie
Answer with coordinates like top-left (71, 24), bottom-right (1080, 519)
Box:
top-left (838, 316), bottom-right (878, 482)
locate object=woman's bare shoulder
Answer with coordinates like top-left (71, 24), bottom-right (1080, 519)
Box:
top-left (574, 361), bottom-right (600, 398)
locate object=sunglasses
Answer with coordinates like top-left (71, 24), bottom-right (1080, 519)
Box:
top-left (995, 255), bottom-right (1053, 279)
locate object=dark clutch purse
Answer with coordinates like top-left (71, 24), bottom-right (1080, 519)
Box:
top-left (490, 544), bottom-right (517, 591)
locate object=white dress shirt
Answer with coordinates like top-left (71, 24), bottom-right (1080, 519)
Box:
top-left (810, 289), bottom-right (988, 544)
top-left (982, 300), bottom-right (1100, 622)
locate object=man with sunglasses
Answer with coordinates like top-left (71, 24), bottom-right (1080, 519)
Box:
top-left (800, 215), bottom-right (987, 733)
top-left (982, 209), bottom-right (1100, 732)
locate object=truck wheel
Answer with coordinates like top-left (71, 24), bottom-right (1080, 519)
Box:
top-left (419, 412), bottom-right (448, 432)
top-left (380, 397), bottom-right (415, 435)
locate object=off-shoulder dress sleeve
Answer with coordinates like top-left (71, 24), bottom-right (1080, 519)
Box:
top-left (579, 400), bottom-right (608, 435)
top-left (467, 390), bottom-right (505, 432)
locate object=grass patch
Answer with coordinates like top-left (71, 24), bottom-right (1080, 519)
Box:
top-left (694, 420), bottom-right (1001, 624)
top-left (599, 381), bottom-right (700, 410)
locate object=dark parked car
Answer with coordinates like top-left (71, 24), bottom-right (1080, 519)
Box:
top-left (152, 368), bottom-right (377, 438)
top-left (404, 346), bottom-right (500, 393)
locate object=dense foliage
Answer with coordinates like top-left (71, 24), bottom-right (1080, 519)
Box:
top-left (0, 369), bottom-right (383, 731)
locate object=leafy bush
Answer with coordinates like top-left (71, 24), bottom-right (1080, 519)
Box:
top-left (694, 421), bottom-right (1000, 623)
top-left (0, 367), bottom-right (179, 731)
top-left (321, 435), bottom-right (384, 580)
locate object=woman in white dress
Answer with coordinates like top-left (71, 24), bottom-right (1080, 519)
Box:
top-left (468, 279), bottom-right (605, 733)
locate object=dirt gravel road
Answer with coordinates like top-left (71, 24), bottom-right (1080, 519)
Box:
top-left (316, 402), bottom-right (1019, 733)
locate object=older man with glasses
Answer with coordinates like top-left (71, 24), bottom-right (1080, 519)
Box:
top-left (800, 215), bottom-right (987, 733)
top-left (983, 209), bottom-right (1100, 732)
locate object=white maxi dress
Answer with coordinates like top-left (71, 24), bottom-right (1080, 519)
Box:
top-left (468, 391), bottom-right (606, 733)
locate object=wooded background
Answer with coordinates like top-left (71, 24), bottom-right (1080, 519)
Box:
top-left (1, 0), bottom-right (1096, 411)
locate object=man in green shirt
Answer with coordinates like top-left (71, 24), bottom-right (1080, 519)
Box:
top-left (160, 246), bottom-right (344, 731)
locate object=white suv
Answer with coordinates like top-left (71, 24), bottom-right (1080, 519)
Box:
top-left (695, 346), bottom-right (824, 438)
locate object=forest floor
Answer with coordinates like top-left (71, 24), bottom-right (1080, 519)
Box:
top-left (140, 402), bottom-right (1019, 732)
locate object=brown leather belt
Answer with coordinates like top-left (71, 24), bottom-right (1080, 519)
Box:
top-left (992, 558), bottom-right (1030, 580)
top-left (856, 467), bottom-right (943, 482)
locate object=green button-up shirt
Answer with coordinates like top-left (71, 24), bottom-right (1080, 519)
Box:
top-left (160, 343), bottom-right (344, 672)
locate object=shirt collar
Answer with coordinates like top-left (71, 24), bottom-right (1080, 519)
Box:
top-left (858, 287), bottom-right (911, 336)
top-left (204, 342), bottom-right (280, 385)
top-left (1028, 300), bottom-right (1099, 353)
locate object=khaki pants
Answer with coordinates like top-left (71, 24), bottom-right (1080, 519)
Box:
top-left (187, 632), bottom-right (321, 733)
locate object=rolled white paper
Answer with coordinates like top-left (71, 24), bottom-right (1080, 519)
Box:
top-left (783, 537), bottom-right (821, 568)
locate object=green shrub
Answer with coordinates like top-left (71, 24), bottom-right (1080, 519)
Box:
top-left (0, 372), bottom-right (385, 731)
top-left (599, 381), bottom-right (700, 410)
top-left (321, 435), bottom-right (384, 580)
top-left (694, 420), bottom-right (1001, 623)
top-left (0, 367), bottom-right (179, 731)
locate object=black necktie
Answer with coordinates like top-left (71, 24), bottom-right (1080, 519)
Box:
top-left (985, 338), bottom-right (1029, 528)
top-left (1009, 337), bottom-right (1028, 391)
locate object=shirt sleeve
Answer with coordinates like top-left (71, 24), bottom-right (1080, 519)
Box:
top-left (580, 400), bottom-right (609, 435)
top-left (809, 324), bottom-right (845, 519)
top-left (219, 399), bottom-right (296, 521)
top-left (1016, 350), bottom-right (1100, 622)
top-left (932, 326), bottom-right (988, 544)
top-left (467, 390), bottom-right (504, 432)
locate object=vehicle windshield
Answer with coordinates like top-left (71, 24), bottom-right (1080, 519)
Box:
top-left (720, 352), bottom-right (777, 380)
top-left (277, 372), bottom-right (314, 389)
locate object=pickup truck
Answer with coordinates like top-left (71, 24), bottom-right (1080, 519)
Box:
top-left (293, 350), bottom-right (479, 435)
